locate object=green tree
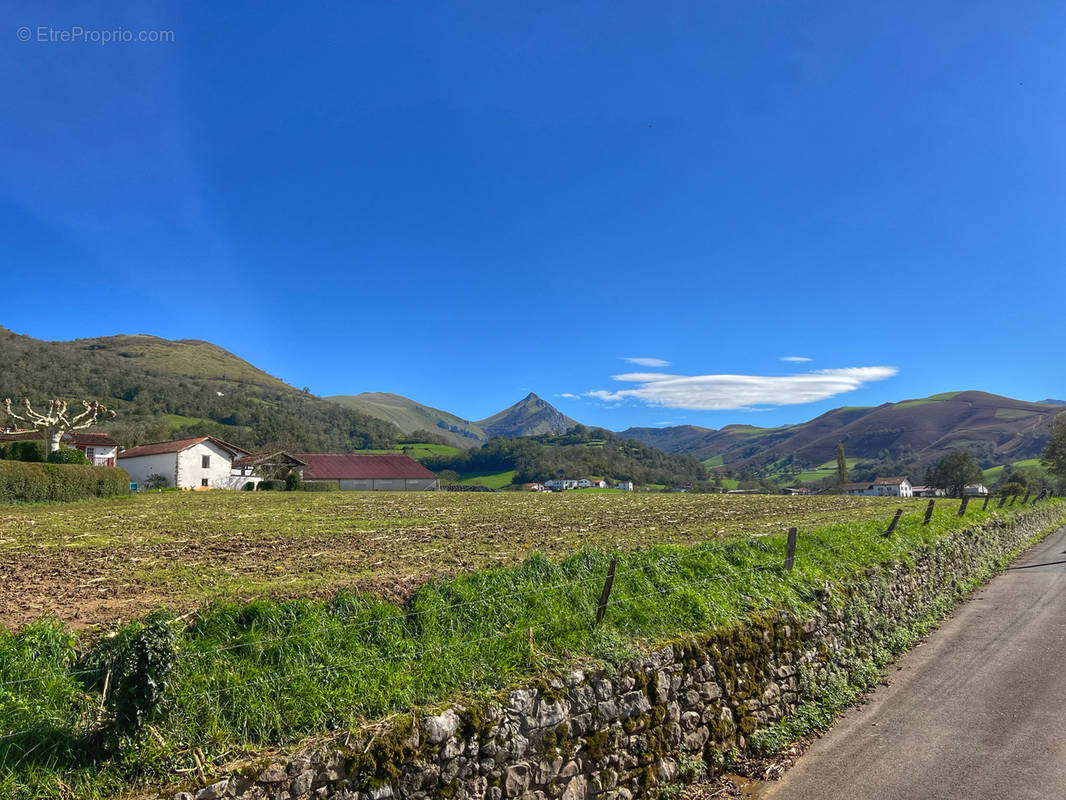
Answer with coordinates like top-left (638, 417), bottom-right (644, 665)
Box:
top-left (1041, 413), bottom-right (1066, 485)
top-left (836, 442), bottom-right (849, 485)
top-left (931, 449), bottom-right (983, 497)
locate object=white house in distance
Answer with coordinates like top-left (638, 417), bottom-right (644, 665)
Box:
top-left (544, 479), bottom-right (579, 491)
top-left (118, 436), bottom-right (252, 489)
top-left (0, 429), bottom-right (119, 466)
top-left (844, 476), bottom-right (914, 497)
top-left (963, 484), bottom-right (990, 496)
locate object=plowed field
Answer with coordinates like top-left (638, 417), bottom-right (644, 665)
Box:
top-left (0, 491), bottom-right (931, 628)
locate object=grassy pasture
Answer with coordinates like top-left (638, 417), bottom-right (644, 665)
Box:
top-left (0, 491), bottom-right (934, 630)
top-left (982, 457), bottom-right (1044, 484)
top-left (356, 442), bottom-right (462, 461)
top-left (458, 469), bottom-right (517, 488)
top-left (0, 495), bottom-right (1058, 800)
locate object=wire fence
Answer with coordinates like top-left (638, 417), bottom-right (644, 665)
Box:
top-left (0, 493), bottom-right (1055, 746)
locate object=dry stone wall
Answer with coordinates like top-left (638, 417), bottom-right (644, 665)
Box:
top-left (167, 505), bottom-right (1065, 800)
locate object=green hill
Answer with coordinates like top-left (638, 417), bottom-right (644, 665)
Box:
top-left (328, 392), bottom-right (486, 447)
top-left (0, 327), bottom-right (398, 452)
top-left (327, 391), bottom-right (579, 448)
top-left (623, 390), bottom-right (1060, 476)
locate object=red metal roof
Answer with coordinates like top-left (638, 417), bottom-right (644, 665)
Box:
top-left (296, 453), bottom-right (438, 480)
top-left (119, 436), bottom-right (250, 460)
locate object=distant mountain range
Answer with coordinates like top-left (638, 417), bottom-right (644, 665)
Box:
top-left (0, 327), bottom-right (579, 450)
top-left (622, 390), bottom-right (1063, 471)
top-left (328, 392), bottom-right (578, 447)
top-left (2, 327), bottom-right (1061, 471)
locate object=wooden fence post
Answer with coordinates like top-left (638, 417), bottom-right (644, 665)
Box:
top-left (923, 499), bottom-right (936, 525)
top-left (885, 508), bottom-right (904, 535)
top-left (595, 558), bottom-right (618, 627)
top-left (785, 527), bottom-right (798, 571)
top-left (1010, 495), bottom-right (1017, 506)
top-left (982, 495), bottom-right (991, 511)
top-left (958, 496), bottom-right (970, 516)
top-left (1022, 491), bottom-right (1031, 505)
top-left (998, 495), bottom-right (1007, 508)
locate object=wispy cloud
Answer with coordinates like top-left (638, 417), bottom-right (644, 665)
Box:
top-left (580, 366), bottom-right (898, 411)
top-left (622, 357), bottom-right (671, 368)
top-left (779, 356), bottom-right (813, 363)
top-left (557, 393), bottom-right (579, 400)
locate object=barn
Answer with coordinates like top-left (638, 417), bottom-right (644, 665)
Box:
top-left (296, 453), bottom-right (439, 491)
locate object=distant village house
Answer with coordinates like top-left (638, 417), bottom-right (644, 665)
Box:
top-left (118, 436), bottom-right (253, 490)
top-left (0, 429), bottom-right (119, 466)
top-left (843, 477), bottom-right (914, 497)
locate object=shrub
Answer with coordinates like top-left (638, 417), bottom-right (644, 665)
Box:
top-left (0, 439), bottom-right (45, 462)
top-left (258, 479), bottom-right (286, 491)
top-left (300, 480), bottom-right (338, 492)
top-left (46, 447), bottom-right (90, 465)
top-left (143, 473), bottom-right (169, 490)
top-left (79, 610), bottom-right (178, 739)
top-left (1000, 481), bottom-right (1025, 497)
top-left (241, 481), bottom-right (256, 491)
top-left (0, 462), bottom-right (130, 503)
top-left (284, 470), bottom-right (302, 491)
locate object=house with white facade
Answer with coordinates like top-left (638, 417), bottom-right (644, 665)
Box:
top-left (962, 484), bottom-right (990, 496)
top-left (544, 479), bottom-right (579, 491)
top-left (844, 477), bottom-right (913, 497)
top-left (118, 436), bottom-right (252, 489)
top-left (615, 480), bottom-right (634, 491)
top-left (872, 477), bottom-right (913, 497)
top-left (0, 430), bottom-right (119, 465)
top-left (911, 485), bottom-right (944, 497)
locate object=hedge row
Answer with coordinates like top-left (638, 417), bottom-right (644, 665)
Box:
top-left (0, 461), bottom-right (131, 503)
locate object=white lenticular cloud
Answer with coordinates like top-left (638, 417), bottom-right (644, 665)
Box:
top-left (780, 356), bottom-right (813, 363)
top-left (580, 366), bottom-right (898, 410)
top-left (557, 393), bottom-right (579, 400)
top-left (622, 357), bottom-right (672, 367)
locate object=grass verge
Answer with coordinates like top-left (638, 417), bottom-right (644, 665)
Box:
top-left (0, 502), bottom-right (1060, 799)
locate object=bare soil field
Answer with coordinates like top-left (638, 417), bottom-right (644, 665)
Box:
top-left (0, 491), bottom-right (928, 629)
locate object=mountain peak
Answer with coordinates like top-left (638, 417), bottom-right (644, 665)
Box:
top-left (477, 393), bottom-right (578, 439)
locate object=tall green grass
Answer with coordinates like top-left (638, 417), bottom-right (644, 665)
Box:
top-left (0, 502), bottom-right (1060, 799)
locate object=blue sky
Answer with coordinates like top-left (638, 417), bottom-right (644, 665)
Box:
top-left (2, 1), bottom-right (1064, 431)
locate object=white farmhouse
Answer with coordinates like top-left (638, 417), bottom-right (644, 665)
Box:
top-left (845, 477), bottom-right (913, 497)
top-left (872, 477), bottom-right (913, 497)
top-left (118, 436), bottom-right (252, 490)
top-left (544, 479), bottom-right (579, 491)
top-left (0, 430), bottom-right (119, 465)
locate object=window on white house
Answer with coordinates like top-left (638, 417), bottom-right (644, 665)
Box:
top-left (202, 455), bottom-right (210, 469)
top-left (201, 478), bottom-right (208, 487)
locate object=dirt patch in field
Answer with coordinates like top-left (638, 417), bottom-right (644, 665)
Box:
top-left (0, 492), bottom-right (923, 629)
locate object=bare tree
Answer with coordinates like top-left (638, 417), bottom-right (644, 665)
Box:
top-left (3, 397), bottom-right (115, 453)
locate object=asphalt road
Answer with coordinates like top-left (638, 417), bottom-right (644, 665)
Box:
top-left (759, 524), bottom-right (1066, 800)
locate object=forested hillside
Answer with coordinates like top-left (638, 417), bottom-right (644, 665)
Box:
top-left (423, 425), bottom-right (708, 486)
top-left (624, 391), bottom-right (1060, 474)
top-left (0, 327), bottom-right (398, 451)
